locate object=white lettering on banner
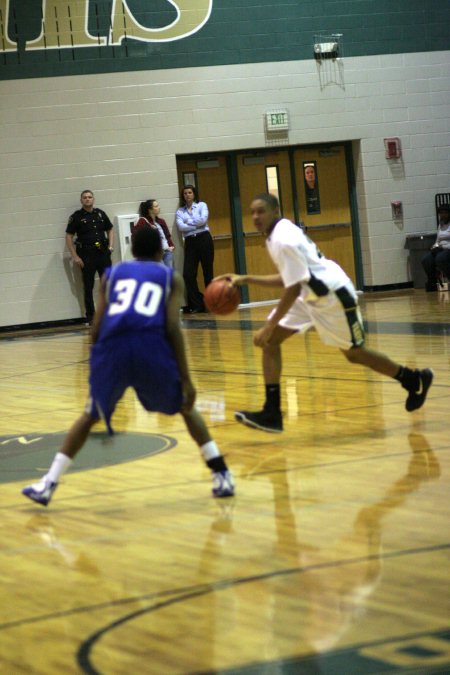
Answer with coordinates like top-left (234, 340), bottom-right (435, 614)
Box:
top-left (110, 0), bottom-right (212, 44)
top-left (0, 0), bottom-right (213, 51)
top-left (26, 1), bottom-right (105, 51)
top-left (0, 0), bottom-right (17, 51)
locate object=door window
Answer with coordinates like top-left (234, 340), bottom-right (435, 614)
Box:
top-left (265, 165), bottom-right (282, 212)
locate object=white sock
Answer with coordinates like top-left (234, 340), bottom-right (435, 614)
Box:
top-left (200, 440), bottom-right (220, 462)
top-left (45, 453), bottom-right (73, 484)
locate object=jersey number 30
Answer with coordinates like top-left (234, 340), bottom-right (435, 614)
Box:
top-left (108, 279), bottom-right (163, 317)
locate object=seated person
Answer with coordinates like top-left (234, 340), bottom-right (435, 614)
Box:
top-left (422, 203), bottom-right (450, 291)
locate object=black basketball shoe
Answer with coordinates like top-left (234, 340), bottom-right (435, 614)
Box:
top-left (234, 409), bottom-right (283, 433)
top-left (404, 368), bottom-right (434, 412)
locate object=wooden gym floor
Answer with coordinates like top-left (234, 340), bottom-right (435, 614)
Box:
top-left (0, 289), bottom-right (449, 674)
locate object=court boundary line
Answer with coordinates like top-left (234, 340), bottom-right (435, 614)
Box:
top-left (1, 541), bottom-right (448, 636)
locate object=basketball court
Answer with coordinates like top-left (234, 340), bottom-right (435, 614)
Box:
top-left (1, 290), bottom-right (449, 674)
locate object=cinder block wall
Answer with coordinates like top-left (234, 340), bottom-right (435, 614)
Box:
top-left (0, 1), bottom-right (449, 327)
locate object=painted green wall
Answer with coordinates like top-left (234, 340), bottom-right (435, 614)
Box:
top-left (0, 0), bottom-right (448, 80)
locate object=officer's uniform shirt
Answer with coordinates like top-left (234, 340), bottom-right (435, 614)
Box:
top-left (66, 207), bottom-right (113, 247)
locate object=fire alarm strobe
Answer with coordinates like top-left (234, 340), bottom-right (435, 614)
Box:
top-left (384, 137), bottom-right (402, 159)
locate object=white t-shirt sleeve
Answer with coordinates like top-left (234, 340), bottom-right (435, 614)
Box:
top-left (273, 239), bottom-right (310, 288)
top-left (267, 218), bottom-right (351, 297)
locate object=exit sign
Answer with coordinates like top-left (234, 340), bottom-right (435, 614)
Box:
top-left (265, 110), bottom-right (289, 131)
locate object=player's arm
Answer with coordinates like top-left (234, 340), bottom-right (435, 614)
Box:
top-left (90, 275), bottom-right (108, 344)
top-left (214, 273), bottom-right (283, 287)
top-left (166, 271), bottom-right (196, 411)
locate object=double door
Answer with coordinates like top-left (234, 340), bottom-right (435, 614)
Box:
top-left (177, 145), bottom-right (357, 303)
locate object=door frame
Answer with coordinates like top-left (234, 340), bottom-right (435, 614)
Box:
top-left (176, 141), bottom-right (363, 295)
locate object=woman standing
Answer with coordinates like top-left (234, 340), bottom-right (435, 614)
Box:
top-left (422, 203), bottom-right (450, 291)
top-left (134, 200), bottom-right (175, 268)
top-left (176, 184), bottom-right (214, 313)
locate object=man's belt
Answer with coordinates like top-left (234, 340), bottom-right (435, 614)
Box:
top-left (76, 241), bottom-right (106, 250)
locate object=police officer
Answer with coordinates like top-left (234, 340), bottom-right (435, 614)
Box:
top-left (66, 190), bottom-right (114, 324)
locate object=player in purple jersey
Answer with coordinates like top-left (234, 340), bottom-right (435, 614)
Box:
top-left (22, 227), bottom-right (234, 506)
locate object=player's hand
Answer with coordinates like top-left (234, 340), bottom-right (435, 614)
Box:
top-left (254, 324), bottom-right (274, 348)
top-left (181, 379), bottom-right (196, 412)
top-left (213, 273), bottom-right (244, 287)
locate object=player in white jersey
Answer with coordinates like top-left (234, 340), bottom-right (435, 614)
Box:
top-left (217, 193), bottom-right (433, 433)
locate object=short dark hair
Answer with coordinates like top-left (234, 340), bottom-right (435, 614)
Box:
top-left (438, 203), bottom-right (450, 213)
top-left (80, 189), bottom-right (93, 198)
top-left (131, 226), bottom-right (162, 258)
top-left (253, 193), bottom-right (280, 210)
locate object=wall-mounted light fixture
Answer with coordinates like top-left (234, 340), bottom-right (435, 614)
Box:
top-left (314, 41), bottom-right (339, 60)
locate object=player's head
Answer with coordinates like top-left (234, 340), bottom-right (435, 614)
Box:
top-left (132, 226), bottom-right (163, 261)
top-left (180, 184), bottom-right (198, 206)
top-left (250, 193), bottom-right (280, 234)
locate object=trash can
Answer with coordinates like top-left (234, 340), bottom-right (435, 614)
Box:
top-left (404, 232), bottom-right (436, 288)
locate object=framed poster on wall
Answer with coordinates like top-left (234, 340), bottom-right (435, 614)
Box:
top-left (182, 172), bottom-right (197, 187)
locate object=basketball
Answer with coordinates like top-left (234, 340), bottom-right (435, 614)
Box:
top-left (204, 279), bottom-right (240, 315)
